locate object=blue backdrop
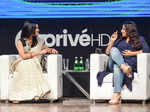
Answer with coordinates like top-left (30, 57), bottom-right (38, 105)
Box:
top-left (0, 0), bottom-right (150, 18)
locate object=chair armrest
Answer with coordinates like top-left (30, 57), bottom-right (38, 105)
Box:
top-left (137, 53), bottom-right (150, 76)
top-left (0, 54), bottom-right (18, 99)
top-left (90, 53), bottom-right (108, 87)
top-left (47, 54), bottom-right (62, 75)
top-left (137, 53), bottom-right (150, 98)
top-left (90, 53), bottom-right (108, 73)
top-left (46, 54), bottom-right (62, 99)
top-left (0, 54), bottom-right (18, 78)
top-left (90, 53), bottom-right (109, 99)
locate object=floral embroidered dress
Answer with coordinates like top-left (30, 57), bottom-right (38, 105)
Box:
top-left (9, 38), bottom-right (50, 101)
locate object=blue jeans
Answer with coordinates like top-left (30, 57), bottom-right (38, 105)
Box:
top-left (108, 47), bottom-right (126, 93)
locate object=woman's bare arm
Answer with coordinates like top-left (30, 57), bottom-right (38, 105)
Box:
top-left (105, 31), bottom-right (118, 55)
top-left (42, 45), bottom-right (58, 54)
top-left (16, 40), bottom-right (48, 59)
top-left (122, 50), bottom-right (143, 57)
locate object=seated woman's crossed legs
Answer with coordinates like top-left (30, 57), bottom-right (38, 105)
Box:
top-left (109, 47), bottom-right (132, 78)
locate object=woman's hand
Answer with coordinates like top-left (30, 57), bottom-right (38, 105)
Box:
top-left (122, 50), bottom-right (133, 56)
top-left (42, 45), bottom-right (58, 54)
top-left (122, 50), bottom-right (143, 56)
top-left (47, 48), bottom-right (58, 54)
top-left (110, 31), bottom-right (118, 42)
top-left (40, 48), bottom-right (48, 55)
top-left (105, 31), bottom-right (118, 55)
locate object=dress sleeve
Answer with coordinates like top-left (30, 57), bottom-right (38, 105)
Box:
top-left (113, 38), bottom-right (120, 47)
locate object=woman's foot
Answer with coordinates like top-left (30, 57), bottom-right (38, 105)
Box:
top-left (12, 101), bottom-right (20, 104)
top-left (41, 90), bottom-right (51, 99)
top-left (109, 93), bottom-right (121, 105)
top-left (120, 64), bottom-right (132, 78)
top-left (34, 96), bottom-right (40, 101)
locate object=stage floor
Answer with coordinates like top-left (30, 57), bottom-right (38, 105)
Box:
top-left (1, 99), bottom-right (150, 112)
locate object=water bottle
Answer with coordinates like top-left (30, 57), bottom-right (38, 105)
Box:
top-left (79, 57), bottom-right (84, 70)
top-left (73, 57), bottom-right (79, 71)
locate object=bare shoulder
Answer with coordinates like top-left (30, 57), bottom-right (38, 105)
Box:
top-left (16, 40), bottom-right (23, 47)
top-left (17, 39), bottom-right (22, 44)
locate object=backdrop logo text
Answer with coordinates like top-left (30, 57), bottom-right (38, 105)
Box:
top-left (44, 28), bottom-right (110, 47)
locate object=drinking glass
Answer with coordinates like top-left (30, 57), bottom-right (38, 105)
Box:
top-left (65, 58), bottom-right (69, 70)
top-left (63, 58), bottom-right (69, 70)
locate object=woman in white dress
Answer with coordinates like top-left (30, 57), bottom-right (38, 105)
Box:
top-left (9, 21), bottom-right (58, 103)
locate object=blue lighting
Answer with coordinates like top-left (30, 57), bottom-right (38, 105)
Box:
top-left (0, 0), bottom-right (150, 18)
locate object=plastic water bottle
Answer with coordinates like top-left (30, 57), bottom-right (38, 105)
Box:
top-left (73, 57), bottom-right (79, 71)
top-left (79, 57), bottom-right (84, 70)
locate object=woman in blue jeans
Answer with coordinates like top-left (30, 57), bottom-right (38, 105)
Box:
top-left (106, 21), bottom-right (143, 104)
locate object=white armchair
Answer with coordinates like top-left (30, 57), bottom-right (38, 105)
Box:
top-left (90, 53), bottom-right (150, 103)
top-left (0, 54), bottom-right (62, 101)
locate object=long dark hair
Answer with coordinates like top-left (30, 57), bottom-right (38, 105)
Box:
top-left (21, 21), bottom-right (38, 47)
top-left (123, 21), bottom-right (142, 51)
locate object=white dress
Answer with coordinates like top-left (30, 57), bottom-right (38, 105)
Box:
top-left (9, 38), bottom-right (50, 101)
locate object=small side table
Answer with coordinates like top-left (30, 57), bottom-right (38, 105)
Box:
top-left (63, 70), bottom-right (90, 99)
